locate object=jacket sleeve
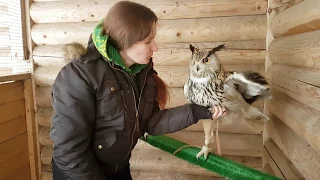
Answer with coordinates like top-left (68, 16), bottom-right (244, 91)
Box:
top-left (146, 100), bottom-right (212, 135)
top-left (50, 62), bottom-right (105, 180)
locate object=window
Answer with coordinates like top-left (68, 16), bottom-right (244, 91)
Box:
top-left (0, 0), bottom-right (31, 77)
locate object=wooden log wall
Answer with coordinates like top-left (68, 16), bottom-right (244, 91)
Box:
top-left (263, 0), bottom-right (320, 179)
top-left (29, 0), bottom-right (269, 179)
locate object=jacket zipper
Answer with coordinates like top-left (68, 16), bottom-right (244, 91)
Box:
top-left (109, 62), bottom-right (152, 161)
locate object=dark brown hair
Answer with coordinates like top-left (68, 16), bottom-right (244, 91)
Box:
top-left (103, 1), bottom-right (169, 109)
top-left (103, 1), bottom-right (158, 50)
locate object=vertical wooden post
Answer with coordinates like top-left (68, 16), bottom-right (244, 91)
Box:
top-left (24, 79), bottom-right (40, 180)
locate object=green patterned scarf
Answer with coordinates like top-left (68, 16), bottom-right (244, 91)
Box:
top-left (92, 19), bottom-right (146, 75)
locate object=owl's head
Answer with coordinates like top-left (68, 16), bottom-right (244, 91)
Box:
top-left (189, 44), bottom-right (225, 78)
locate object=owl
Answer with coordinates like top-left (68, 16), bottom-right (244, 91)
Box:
top-left (184, 44), bottom-right (271, 159)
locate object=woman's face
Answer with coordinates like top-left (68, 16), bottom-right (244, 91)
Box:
top-left (123, 22), bottom-right (158, 66)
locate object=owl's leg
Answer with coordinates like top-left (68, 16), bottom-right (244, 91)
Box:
top-left (196, 120), bottom-right (215, 159)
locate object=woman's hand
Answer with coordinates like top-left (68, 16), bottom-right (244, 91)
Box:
top-left (211, 105), bottom-right (228, 119)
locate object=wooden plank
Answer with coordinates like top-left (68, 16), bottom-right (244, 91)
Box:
top-left (33, 44), bottom-right (266, 66)
top-left (0, 81), bottom-right (24, 104)
top-left (263, 148), bottom-right (285, 179)
top-left (0, 133), bottom-right (28, 164)
top-left (265, 114), bottom-right (320, 180)
top-left (41, 168), bottom-right (226, 180)
top-left (0, 148), bottom-right (30, 180)
top-left (131, 170), bottom-right (226, 180)
top-left (24, 79), bottom-right (40, 180)
top-left (5, 163), bottom-right (31, 180)
top-left (41, 145), bottom-right (262, 176)
top-left (271, 1), bottom-right (320, 37)
top-left (166, 131), bottom-right (262, 157)
top-left (263, 162), bottom-right (276, 177)
top-left (31, 15), bottom-right (266, 45)
top-left (30, 0), bottom-right (267, 23)
top-left (34, 64), bottom-right (264, 87)
top-left (269, 29), bottom-right (320, 70)
top-left (267, 89), bottom-right (320, 155)
top-left (0, 116), bottom-right (27, 143)
top-left (264, 139), bottom-right (305, 180)
top-left (0, 73), bottom-right (31, 83)
top-left (267, 66), bottom-right (320, 112)
top-left (0, 99), bottom-right (25, 124)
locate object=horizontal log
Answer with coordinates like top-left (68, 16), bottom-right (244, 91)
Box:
top-left (265, 114), bottom-right (320, 180)
top-left (33, 40), bottom-right (266, 57)
top-left (31, 16), bottom-right (267, 45)
top-left (34, 64), bottom-right (264, 87)
top-left (267, 65), bottom-right (320, 112)
top-left (41, 146), bottom-right (262, 176)
top-left (39, 125), bottom-right (261, 157)
top-left (269, 29), bottom-right (320, 70)
top-left (264, 139), bottom-right (304, 180)
top-left (36, 86), bottom-right (186, 107)
top-left (271, 1), bottom-right (320, 37)
top-left (33, 44), bottom-right (266, 66)
top-left (36, 106), bottom-right (53, 127)
top-left (266, 64), bottom-right (320, 89)
top-left (157, 40), bottom-right (266, 50)
top-left (155, 65), bottom-right (264, 88)
top-left (40, 170), bottom-right (227, 180)
top-left (166, 131), bottom-right (262, 157)
top-left (270, 0), bottom-right (304, 14)
top-left (36, 86), bottom-right (52, 107)
top-left (36, 104), bottom-right (264, 135)
top-left (39, 127), bottom-right (52, 146)
top-left (266, 89), bottom-right (320, 156)
top-left (30, 0), bottom-right (267, 23)
top-left (186, 112), bottom-right (264, 134)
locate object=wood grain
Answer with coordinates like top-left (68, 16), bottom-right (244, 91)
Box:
top-left (30, 0), bottom-right (267, 23)
top-left (271, 1), bottom-right (320, 37)
top-left (265, 115), bottom-right (320, 180)
top-left (269, 29), bottom-right (320, 70)
top-left (31, 16), bottom-right (266, 45)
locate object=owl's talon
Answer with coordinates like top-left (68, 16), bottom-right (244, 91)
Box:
top-left (196, 145), bottom-right (213, 159)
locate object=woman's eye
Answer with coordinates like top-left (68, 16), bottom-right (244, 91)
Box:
top-left (202, 58), bottom-right (210, 63)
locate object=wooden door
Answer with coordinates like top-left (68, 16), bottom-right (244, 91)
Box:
top-left (0, 80), bottom-right (39, 180)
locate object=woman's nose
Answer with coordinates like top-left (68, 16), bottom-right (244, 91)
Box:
top-left (151, 40), bottom-right (158, 52)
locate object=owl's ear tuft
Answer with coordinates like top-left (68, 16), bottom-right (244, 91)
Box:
top-left (189, 44), bottom-right (195, 53)
top-left (208, 44), bottom-right (225, 56)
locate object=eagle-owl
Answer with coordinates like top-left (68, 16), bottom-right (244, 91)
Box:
top-left (184, 44), bottom-right (271, 159)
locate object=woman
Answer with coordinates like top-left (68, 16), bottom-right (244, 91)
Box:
top-left (50, 1), bottom-right (226, 180)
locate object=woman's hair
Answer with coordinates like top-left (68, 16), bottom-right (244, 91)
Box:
top-left (103, 1), bottom-right (158, 50)
top-left (104, 1), bottom-right (169, 109)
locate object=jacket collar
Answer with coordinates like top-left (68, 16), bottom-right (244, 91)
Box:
top-left (92, 19), bottom-right (147, 75)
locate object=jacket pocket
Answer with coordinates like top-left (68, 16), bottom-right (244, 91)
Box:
top-left (92, 130), bottom-right (117, 162)
top-left (96, 81), bottom-right (122, 116)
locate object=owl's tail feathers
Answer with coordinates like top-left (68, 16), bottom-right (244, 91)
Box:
top-left (241, 106), bottom-right (269, 131)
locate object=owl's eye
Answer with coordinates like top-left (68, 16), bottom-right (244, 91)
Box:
top-left (202, 58), bottom-right (210, 64)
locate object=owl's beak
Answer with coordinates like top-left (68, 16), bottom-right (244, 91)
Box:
top-left (196, 66), bottom-right (200, 72)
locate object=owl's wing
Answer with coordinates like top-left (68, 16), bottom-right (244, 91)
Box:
top-left (183, 81), bottom-right (191, 103)
top-left (225, 71), bottom-right (271, 104)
